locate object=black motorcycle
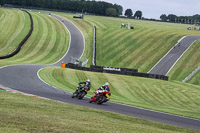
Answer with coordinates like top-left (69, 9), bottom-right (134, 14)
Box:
top-left (72, 84), bottom-right (89, 99)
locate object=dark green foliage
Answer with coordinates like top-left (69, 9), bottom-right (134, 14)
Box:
top-left (160, 14), bottom-right (167, 21)
top-left (106, 8), bottom-right (117, 17)
top-left (168, 14), bottom-right (177, 22)
top-left (1, 0), bottom-right (123, 16)
top-left (134, 10), bottom-right (142, 19)
top-left (125, 9), bottom-right (133, 18)
top-left (160, 13), bottom-right (200, 23)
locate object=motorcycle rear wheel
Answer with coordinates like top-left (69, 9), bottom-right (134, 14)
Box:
top-left (78, 91), bottom-right (85, 99)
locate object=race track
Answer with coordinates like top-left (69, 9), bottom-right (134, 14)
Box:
top-left (0, 14), bottom-right (200, 130)
top-left (149, 36), bottom-right (200, 75)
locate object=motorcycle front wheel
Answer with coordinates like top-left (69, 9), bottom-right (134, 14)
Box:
top-left (97, 96), bottom-right (106, 104)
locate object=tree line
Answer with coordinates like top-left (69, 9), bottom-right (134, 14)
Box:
top-left (160, 14), bottom-right (200, 24)
top-left (124, 8), bottom-right (142, 19)
top-left (0, 0), bottom-right (123, 16)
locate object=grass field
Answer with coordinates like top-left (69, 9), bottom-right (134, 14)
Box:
top-left (53, 12), bottom-right (200, 85)
top-left (51, 13), bottom-right (200, 74)
top-left (1, 89), bottom-right (199, 133)
top-left (39, 67), bottom-right (200, 120)
top-left (1, 9), bottom-right (200, 131)
top-left (0, 8), bottom-right (30, 56)
top-left (0, 11), bottom-right (69, 67)
top-left (168, 40), bottom-right (200, 83)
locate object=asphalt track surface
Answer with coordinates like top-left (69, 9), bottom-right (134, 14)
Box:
top-left (0, 14), bottom-right (200, 130)
top-left (149, 35), bottom-right (200, 75)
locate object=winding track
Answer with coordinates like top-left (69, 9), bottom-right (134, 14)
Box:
top-left (0, 14), bottom-right (200, 130)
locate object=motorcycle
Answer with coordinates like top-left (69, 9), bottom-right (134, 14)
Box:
top-left (89, 89), bottom-right (111, 104)
top-left (72, 84), bottom-right (89, 99)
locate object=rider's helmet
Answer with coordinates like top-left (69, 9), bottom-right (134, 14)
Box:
top-left (86, 79), bottom-right (90, 82)
top-left (105, 82), bottom-right (109, 86)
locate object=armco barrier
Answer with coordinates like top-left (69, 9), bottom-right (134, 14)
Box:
top-left (65, 63), bottom-right (168, 81)
top-left (0, 10), bottom-right (33, 59)
top-left (92, 26), bottom-right (96, 66)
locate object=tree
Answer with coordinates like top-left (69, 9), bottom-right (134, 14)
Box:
top-left (168, 14), bottom-right (177, 22)
top-left (114, 4), bottom-right (123, 16)
top-left (125, 9), bottom-right (133, 18)
top-left (134, 10), bottom-right (142, 19)
top-left (160, 14), bottom-right (167, 21)
top-left (106, 8), bottom-right (117, 16)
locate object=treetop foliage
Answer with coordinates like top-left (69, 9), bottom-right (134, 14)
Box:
top-left (0, 0), bottom-right (123, 16)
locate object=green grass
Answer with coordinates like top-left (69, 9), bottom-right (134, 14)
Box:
top-left (52, 12), bottom-right (200, 85)
top-left (86, 16), bottom-right (200, 72)
top-left (49, 13), bottom-right (200, 73)
top-left (1, 90), bottom-right (199, 133)
top-left (187, 70), bottom-right (200, 85)
top-left (168, 40), bottom-right (200, 83)
top-left (0, 11), bottom-right (69, 67)
top-left (39, 67), bottom-right (200, 120)
top-left (0, 8), bottom-right (30, 56)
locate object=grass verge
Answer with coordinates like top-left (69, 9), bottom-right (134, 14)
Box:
top-left (0, 11), bottom-right (69, 67)
top-left (0, 8), bottom-right (30, 56)
top-left (47, 12), bottom-right (200, 73)
top-left (0, 89), bottom-right (199, 132)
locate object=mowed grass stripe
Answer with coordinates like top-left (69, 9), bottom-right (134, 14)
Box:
top-left (0, 9), bottom-right (29, 56)
top-left (0, 12), bottom-right (69, 67)
top-left (82, 14), bottom-right (200, 72)
top-left (21, 13), bottom-right (50, 62)
top-left (0, 11), bottom-right (24, 52)
top-left (10, 12), bottom-right (45, 62)
top-left (39, 67), bottom-right (200, 119)
top-left (109, 28), bottom-right (153, 65)
top-left (49, 12), bottom-right (200, 76)
top-left (128, 33), bottom-right (180, 71)
top-left (103, 29), bottom-right (165, 68)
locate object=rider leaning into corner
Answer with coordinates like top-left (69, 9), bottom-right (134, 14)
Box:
top-left (78, 79), bottom-right (91, 91)
top-left (95, 82), bottom-right (111, 101)
top-left (98, 82), bottom-right (110, 92)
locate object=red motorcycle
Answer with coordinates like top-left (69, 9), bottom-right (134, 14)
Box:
top-left (89, 89), bottom-right (111, 104)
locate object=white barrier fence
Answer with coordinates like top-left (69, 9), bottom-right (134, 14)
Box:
top-left (182, 66), bottom-right (200, 82)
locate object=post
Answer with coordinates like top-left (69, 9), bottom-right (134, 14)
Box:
top-left (61, 61), bottom-right (65, 68)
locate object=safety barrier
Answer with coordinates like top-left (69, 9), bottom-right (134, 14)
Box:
top-left (65, 63), bottom-right (168, 81)
top-left (0, 10), bottom-right (33, 59)
top-left (182, 66), bottom-right (200, 82)
top-left (92, 26), bottom-right (96, 65)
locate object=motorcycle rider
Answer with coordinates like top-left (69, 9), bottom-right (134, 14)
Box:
top-left (96, 82), bottom-right (110, 98)
top-left (89, 82), bottom-right (110, 103)
top-left (72, 79), bottom-right (91, 98)
top-left (98, 82), bottom-right (110, 92)
top-left (76, 79), bottom-right (91, 93)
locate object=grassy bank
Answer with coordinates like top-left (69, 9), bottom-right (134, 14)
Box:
top-left (50, 12), bottom-right (200, 73)
top-left (0, 11), bottom-right (69, 67)
top-left (39, 67), bottom-right (200, 120)
top-left (0, 8), bottom-right (30, 56)
top-left (0, 89), bottom-right (199, 133)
